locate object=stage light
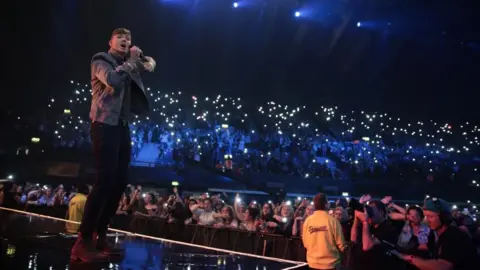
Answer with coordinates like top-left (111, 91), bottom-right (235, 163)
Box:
top-left (294, 11), bottom-right (300, 18)
top-left (357, 22), bottom-right (361, 27)
top-left (233, 2), bottom-right (238, 8)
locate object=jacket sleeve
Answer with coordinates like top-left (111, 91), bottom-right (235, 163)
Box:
top-left (91, 59), bottom-right (137, 89)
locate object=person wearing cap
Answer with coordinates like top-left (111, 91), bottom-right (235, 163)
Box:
top-left (302, 193), bottom-right (346, 270)
top-left (396, 197), bottom-right (479, 270)
top-left (70, 28), bottom-right (155, 262)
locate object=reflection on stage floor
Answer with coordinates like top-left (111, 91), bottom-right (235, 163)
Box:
top-left (0, 209), bottom-right (307, 270)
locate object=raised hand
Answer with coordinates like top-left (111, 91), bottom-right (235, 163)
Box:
top-left (143, 56), bottom-right (156, 72)
top-left (381, 196), bottom-right (393, 205)
top-left (359, 194), bottom-right (371, 204)
top-left (129, 46), bottom-right (142, 61)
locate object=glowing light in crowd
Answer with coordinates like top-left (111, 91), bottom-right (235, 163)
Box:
top-left (35, 80), bottom-right (480, 205)
top-left (294, 11), bottom-right (301, 18)
top-left (357, 22), bottom-right (361, 27)
top-left (233, 2), bottom-right (238, 8)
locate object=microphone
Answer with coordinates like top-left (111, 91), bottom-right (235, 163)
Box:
top-left (129, 45), bottom-right (148, 62)
top-left (139, 52), bottom-right (148, 62)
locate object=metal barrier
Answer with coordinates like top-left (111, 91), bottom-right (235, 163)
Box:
top-left (127, 216), bottom-right (307, 261)
top-left (1, 205), bottom-right (416, 269)
top-left (6, 205), bottom-right (307, 262)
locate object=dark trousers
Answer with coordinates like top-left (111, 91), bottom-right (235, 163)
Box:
top-left (78, 121), bottom-right (131, 240)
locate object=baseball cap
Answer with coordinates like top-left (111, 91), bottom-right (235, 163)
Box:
top-left (423, 197), bottom-right (451, 213)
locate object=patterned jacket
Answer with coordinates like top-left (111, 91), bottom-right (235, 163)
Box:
top-left (89, 51), bottom-right (149, 125)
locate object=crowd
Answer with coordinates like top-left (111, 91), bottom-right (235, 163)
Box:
top-left (2, 80), bottom-right (480, 268)
top-left (1, 180), bottom-right (479, 269)
top-left (34, 81), bottom-right (478, 189)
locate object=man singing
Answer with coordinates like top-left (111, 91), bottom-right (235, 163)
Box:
top-left (71, 28), bottom-right (155, 262)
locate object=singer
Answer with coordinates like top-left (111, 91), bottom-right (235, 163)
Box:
top-left (71, 28), bottom-right (155, 262)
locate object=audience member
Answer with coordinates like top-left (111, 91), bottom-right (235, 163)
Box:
top-left (302, 193), bottom-right (346, 270)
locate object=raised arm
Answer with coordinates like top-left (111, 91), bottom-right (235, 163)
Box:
top-left (234, 194), bottom-right (246, 222)
top-left (355, 210), bottom-right (380, 251)
top-left (390, 202), bottom-right (407, 214)
top-left (173, 187), bottom-right (184, 205)
top-left (350, 215), bottom-right (359, 243)
top-left (389, 212), bottom-right (407, 220)
top-left (292, 217), bottom-right (302, 236)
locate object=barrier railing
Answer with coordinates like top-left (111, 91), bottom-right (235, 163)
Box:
top-left (1, 205), bottom-right (414, 269)
top-left (5, 205), bottom-right (306, 262)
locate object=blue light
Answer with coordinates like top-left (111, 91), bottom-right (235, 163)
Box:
top-left (233, 2), bottom-right (238, 8)
top-left (295, 11), bottom-right (301, 18)
top-left (357, 22), bottom-right (361, 27)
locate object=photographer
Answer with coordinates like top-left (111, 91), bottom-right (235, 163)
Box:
top-left (350, 195), bottom-right (401, 270)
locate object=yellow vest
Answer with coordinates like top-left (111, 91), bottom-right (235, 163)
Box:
top-left (65, 193), bottom-right (87, 234)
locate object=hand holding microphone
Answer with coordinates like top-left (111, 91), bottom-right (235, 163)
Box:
top-left (129, 45), bottom-right (143, 61)
top-left (129, 45), bottom-right (155, 72)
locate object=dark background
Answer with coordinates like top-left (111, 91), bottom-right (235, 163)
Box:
top-left (3, 0), bottom-right (480, 121)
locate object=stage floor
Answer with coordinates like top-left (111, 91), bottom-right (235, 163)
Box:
top-left (0, 208), bottom-right (307, 270)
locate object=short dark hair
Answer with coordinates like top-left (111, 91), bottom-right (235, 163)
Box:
top-left (407, 205), bottom-right (424, 219)
top-left (111, 28), bottom-right (131, 38)
top-left (313, 193), bottom-right (328, 210)
top-left (77, 184), bottom-right (90, 195)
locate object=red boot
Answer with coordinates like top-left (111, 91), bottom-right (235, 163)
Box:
top-left (70, 232), bottom-right (108, 262)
